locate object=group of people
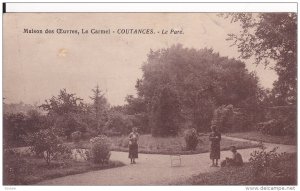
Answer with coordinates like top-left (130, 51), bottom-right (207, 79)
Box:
top-left (127, 126), bottom-right (243, 167)
top-left (209, 125), bottom-right (243, 167)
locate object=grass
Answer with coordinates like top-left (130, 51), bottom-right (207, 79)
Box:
top-left (226, 131), bottom-right (297, 145)
top-left (173, 153), bottom-right (297, 185)
top-left (3, 153), bottom-right (125, 185)
top-left (70, 134), bottom-right (259, 155)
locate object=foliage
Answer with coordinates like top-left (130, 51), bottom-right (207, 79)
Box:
top-left (71, 131), bottom-right (82, 143)
top-left (124, 95), bottom-right (149, 133)
top-left (256, 105), bottom-right (296, 137)
top-left (89, 85), bottom-right (110, 135)
top-left (150, 85), bottom-right (181, 136)
top-left (3, 110), bottom-right (46, 147)
top-left (211, 105), bottom-right (261, 132)
top-left (184, 128), bottom-right (199, 150)
top-left (3, 150), bottom-right (124, 185)
top-left (24, 128), bottom-right (71, 165)
top-left (257, 119), bottom-right (296, 137)
top-left (3, 113), bottom-right (27, 147)
top-left (52, 112), bottom-right (88, 139)
top-left (256, 120), bottom-right (283, 136)
top-left (221, 13), bottom-right (297, 105)
top-left (178, 153), bottom-right (296, 185)
top-left (249, 145), bottom-right (289, 184)
top-left (3, 149), bottom-right (31, 185)
top-left (3, 102), bottom-right (43, 115)
top-left (104, 110), bottom-right (134, 135)
top-left (40, 89), bottom-right (88, 139)
top-left (40, 89), bottom-right (85, 115)
top-left (88, 135), bottom-right (111, 165)
top-left (134, 44), bottom-right (260, 134)
top-left (211, 105), bottom-right (234, 132)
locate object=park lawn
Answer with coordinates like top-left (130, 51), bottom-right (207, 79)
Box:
top-left (3, 153), bottom-right (124, 185)
top-left (225, 131), bottom-right (297, 145)
top-left (71, 134), bottom-right (259, 155)
top-left (173, 153), bottom-right (297, 185)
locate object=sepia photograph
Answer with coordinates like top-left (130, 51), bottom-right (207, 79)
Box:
top-left (2, 3), bottom-right (297, 187)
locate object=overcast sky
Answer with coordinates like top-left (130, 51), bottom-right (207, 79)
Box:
top-left (4, 13), bottom-right (277, 106)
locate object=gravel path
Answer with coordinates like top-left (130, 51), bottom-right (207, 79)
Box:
top-left (38, 136), bottom-right (297, 185)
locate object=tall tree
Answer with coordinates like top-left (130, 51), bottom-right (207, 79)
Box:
top-left (40, 89), bottom-right (84, 115)
top-left (40, 89), bottom-right (87, 139)
top-left (136, 44), bottom-right (260, 133)
top-left (89, 85), bottom-right (109, 134)
top-left (150, 85), bottom-right (181, 136)
top-left (221, 13), bottom-right (297, 105)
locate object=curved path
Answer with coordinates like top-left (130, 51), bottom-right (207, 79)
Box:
top-left (38, 136), bottom-right (296, 185)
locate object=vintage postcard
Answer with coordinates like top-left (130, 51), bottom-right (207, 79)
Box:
top-left (2, 2), bottom-right (297, 189)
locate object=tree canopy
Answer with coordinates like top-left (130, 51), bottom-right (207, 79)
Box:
top-left (131, 44), bottom-right (261, 135)
top-left (221, 13), bottom-right (297, 105)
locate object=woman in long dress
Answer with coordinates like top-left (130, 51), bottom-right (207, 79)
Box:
top-left (209, 125), bottom-right (221, 167)
top-left (128, 127), bottom-right (139, 164)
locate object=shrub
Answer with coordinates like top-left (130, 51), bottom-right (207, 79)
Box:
top-left (184, 128), bottom-right (199, 150)
top-left (211, 105), bottom-right (234, 132)
top-left (24, 128), bottom-right (71, 166)
top-left (260, 106), bottom-right (297, 137)
top-left (249, 145), bottom-right (287, 184)
top-left (104, 111), bottom-right (134, 135)
top-left (3, 149), bottom-right (30, 185)
top-left (89, 135), bottom-right (111, 164)
top-left (256, 119), bottom-right (283, 136)
top-left (71, 131), bottom-right (82, 143)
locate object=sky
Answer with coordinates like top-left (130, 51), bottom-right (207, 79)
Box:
top-left (3, 13), bottom-right (277, 106)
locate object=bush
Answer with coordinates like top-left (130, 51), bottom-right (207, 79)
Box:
top-left (24, 128), bottom-right (71, 166)
top-left (71, 131), bottom-right (82, 143)
top-left (3, 149), bottom-right (30, 185)
top-left (249, 145), bottom-right (287, 184)
top-left (259, 106), bottom-right (297, 137)
top-left (184, 128), bottom-right (199, 150)
top-left (89, 135), bottom-right (111, 164)
top-left (256, 119), bottom-right (283, 136)
top-left (104, 111), bottom-right (134, 135)
top-left (256, 116), bottom-right (296, 137)
top-left (211, 105), bottom-right (234, 132)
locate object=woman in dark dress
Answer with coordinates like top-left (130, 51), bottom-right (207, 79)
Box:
top-left (209, 125), bottom-right (221, 167)
top-left (128, 127), bottom-right (139, 164)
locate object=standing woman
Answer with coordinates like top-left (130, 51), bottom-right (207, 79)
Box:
top-left (209, 125), bottom-right (221, 167)
top-left (128, 127), bottom-right (139, 164)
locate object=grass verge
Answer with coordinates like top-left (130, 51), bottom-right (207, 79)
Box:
top-left (225, 131), bottom-right (296, 145)
top-left (3, 153), bottom-right (125, 185)
top-left (172, 153), bottom-right (297, 185)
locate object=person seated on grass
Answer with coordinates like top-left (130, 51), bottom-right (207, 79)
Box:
top-left (221, 146), bottom-right (243, 167)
